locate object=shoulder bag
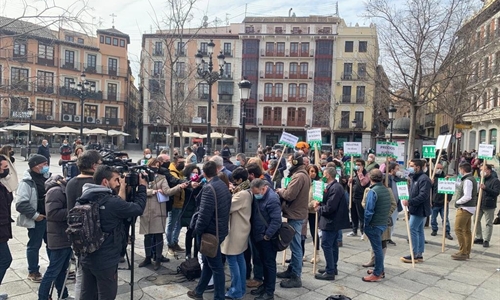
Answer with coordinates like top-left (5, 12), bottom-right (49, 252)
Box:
top-left (255, 197), bottom-right (294, 251)
top-left (199, 184), bottom-right (219, 258)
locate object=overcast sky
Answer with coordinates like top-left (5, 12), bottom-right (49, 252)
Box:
top-left (2, 0), bottom-right (371, 80)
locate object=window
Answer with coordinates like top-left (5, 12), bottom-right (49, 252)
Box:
top-left (490, 128), bottom-right (497, 144)
top-left (300, 63), bottom-right (308, 75)
top-left (105, 107), bottom-right (118, 119)
top-left (355, 111), bottom-right (364, 125)
top-left (289, 84), bottom-right (297, 97)
top-left (276, 62), bottom-right (284, 75)
top-left (120, 39), bottom-right (125, 47)
top-left (64, 77), bottom-right (73, 88)
top-left (341, 111), bottom-right (350, 128)
top-left (175, 62), bottom-right (185, 77)
top-left (275, 84), bottom-right (283, 97)
top-left (358, 63), bottom-right (367, 78)
top-left (494, 88), bottom-right (499, 107)
top-left (100, 35), bottom-right (104, 43)
top-left (65, 36), bottom-right (74, 42)
top-left (242, 59), bottom-right (258, 78)
top-left (484, 57), bottom-right (490, 79)
top-left (62, 102), bottom-right (76, 115)
top-left (345, 41), bottom-right (354, 52)
top-left (342, 86), bottom-right (352, 103)
top-left (495, 52), bottom-right (500, 75)
top-left (153, 61), bottom-right (163, 76)
top-left (287, 107), bottom-right (296, 122)
top-left (223, 63), bottom-right (231, 78)
top-left (176, 42), bottom-right (185, 56)
top-left (84, 104), bottom-right (98, 118)
top-left (11, 67), bottom-right (29, 90)
top-left (264, 83), bottom-right (273, 97)
top-left (175, 83), bottom-right (185, 99)
top-left (290, 42), bottom-right (299, 54)
top-left (107, 83), bottom-right (118, 100)
top-left (301, 42), bottom-right (309, 55)
top-left (479, 130), bottom-right (486, 143)
top-left (217, 105), bottom-right (233, 124)
top-left (85, 54), bottom-right (97, 73)
top-left (10, 97), bottom-right (29, 118)
top-left (64, 50), bottom-right (75, 67)
top-left (264, 107), bottom-right (272, 120)
top-left (198, 106), bottom-right (207, 120)
top-left (218, 82), bottom-right (233, 95)
top-left (289, 63), bottom-right (298, 75)
top-left (198, 83), bottom-right (209, 99)
top-left (37, 71), bottom-right (54, 92)
top-left (223, 43), bottom-right (232, 56)
top-left (105, 36), bottom-right (111, 44)
top-left (108, 58), bottom-right (118, 76)
top-left (14, 40), bottom-right (27, 56)
top-left (317, 40), bottom-right (333, 55)
top-left (36, 99), bottom-right (53, 116)
top-left (274, 107), bottom-right (282, 122)
top-left (266, 42), bottom-right (274, 54)
top-left (298, 108), bottom-right (306, 123)
top-left (275, 27), bottom-right (283, 33)
top-left (38, 44), bottom-right (54, 60)
top-left (113, 38), bottom-right (118, 46)
top-left (343, 63), bottom-right (353, 78)
top-left (276, 42), bottom-right (285, 55)
top-left (265, 62), bottom-right (273, 74)
top-left (292, 27), bottom-right (300, 33)
top-left (77, 38), bottom-right (84, 44)
top-left (359, 41), bottom-right (367, 52)
top-left (315, 59), bottom-right (332, 77)
top-left (200, 42), bottom-right (208, 55)
top-left (356, 86), bottom-right (365, 103)
top-left (242, 40), bottom-right (259, 54)
top-left (299, 84), bottom-right (307, 98)
top-left (149, 79), bottom-right (165, 96)
top-left (154, 42), bottom-right (162, 55)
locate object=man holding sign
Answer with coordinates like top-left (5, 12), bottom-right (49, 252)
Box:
top-left (474, 164), bottom-right (500, 248)
top-left (400, 159), bottom-right (432, 264)
top-left (430, 163), bottom-right (453, 241)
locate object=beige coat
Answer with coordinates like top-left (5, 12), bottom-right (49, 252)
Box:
top-left (139, 175), bottom-right (182, 235)
top-left (221, 190), bottom-right (252, 255)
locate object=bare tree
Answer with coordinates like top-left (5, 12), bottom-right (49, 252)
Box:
top-left (364, 0), bottom-right (480, 158)
top-left (216, 104), bottom-right (233, 150)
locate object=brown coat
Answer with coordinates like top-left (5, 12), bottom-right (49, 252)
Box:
top-left (139, 175), bottom-right (182, 235)
top-left (278, 165), bottom-right (310, 220)
top-left (169, 164), bottom-right (185, 209)
top-left (361, 185), bottom-right (397, 241)
top-left (221, 190), bottom-right (253, 255)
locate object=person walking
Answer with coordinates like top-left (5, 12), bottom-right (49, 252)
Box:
top-left (59, 140), bottom-right (72, 161)
top-left (474, 164), bottom-right (500, 248)
top-left (37, 140), bottom-right (51, 165)
top-left (0, 156), bottom-right (13, 300)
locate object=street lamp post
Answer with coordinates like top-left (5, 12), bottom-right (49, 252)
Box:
top-left (27, 103), bottom-right (34, 157)
top-left (105, 118), bottom-right (110, 145)
top-left (238, 79), bottom-right (252, 154)
top-left (388, 105), bottom-right (397, 143)
top-left (70, 72), bottom-right (96, 140)
top-left (154, 116), bottom-right (161, 156)
top-left (195, 40), bottom-right (225, 156)
top-left (351, 119), bottom-right (357, 142)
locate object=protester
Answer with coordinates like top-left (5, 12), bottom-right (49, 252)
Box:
top-left (222, 151), bottom-right (237, 172)
top-left (306, 165), bottom-right (321, 264)
top-left (474, 164), bottom-right (500, 248)
top-left (210, 155), bottom-right (233, 180)
top-left (348, 159), bottom-right (370, 239)
top-left (16, 154), bottom-right (50, 282)
top-left (196, 145), bottom-right (206, 163)
top-left (0, 156), bottom-right (13, 300)
top-left (185, 147), bottom-right (198, 164)
top-left (430, 163), bottom-right (453, 240)
top-left (37, 139), bottom-right (51, 165)
top-left (0, 146), bottom-right (15, 164)
top-left (167, 156), bottom-right (187, 254)
top-left (386, 162), bottom-right (402, 245)
top-left (181, 164), bottom-right (203, 260)
top-left (78, 165), bottom-right (147, 299)
top-left (267, 159), bottom-right (282, 189)
top-left (235, 153), bottom-right (247, 167)
top-left (138, 148), bottom-right (152, 165)
top-left (59, 140), bottom-right (72, 161)
top-left (365, 154), bottom-right (379, 172)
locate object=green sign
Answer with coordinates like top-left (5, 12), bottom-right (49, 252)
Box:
top-left (312, 180), bottom-right (325, 202)
top-left (396, 182), bottom-right (410, 200)
top-left (284, 177), bottom-right (291, 188)
top-left (423, 145), bottom-right (436, 159)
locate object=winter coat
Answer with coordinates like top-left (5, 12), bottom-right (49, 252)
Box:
top-left (223, 159), bottom-right (237, 172)
top-left (318, 180), bottom-right (351, 232)
top-left (0, 182), bottom-right (14, 243)
top-left (45, 176), bottom-right (70, 250)
top-left (78, 183), bottom-right (146, 270)
top-left (194, 177), bottom-right (232, 243)
top-left (186, 153), bottom-right (197, 164)
top-left (277, 165), bottom-right (310, 220)
top-left (221, 189), bottom-right (252, 255)
top-left (59, 144), bottom-right (72, 160)
top-left (15, 169), bottom-right (48, 228)
top-left (37, 144), bottom-right (51, 160)
top-left (481, 174), bottom-right (500, 209)
top-left (0, 155), bottom-right (18, 193)
top-left (181, 185), bottom-right (202, 228)
top-left (432, 173), bottom-right (446, 207)
top-left (251, 188), bottom-right (282, 243)
top-left (140, 175), bottom-right (182, 235)
top-left (409, 172), bottom-right (432, 217)
top-left (168, 164), bottom-right (186, 209)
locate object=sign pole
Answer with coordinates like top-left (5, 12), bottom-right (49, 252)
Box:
top-left (471, 160), bottom-right (486, 250)
top-left (404, 207), bottom-right (416, 268)
top-left (442, 193), bottom-right (448, 252)
top-left (272, 145), bottom-right (287, 182)
top-left (314, 143), bottom-right (321, 169)
top-left (385, 156), bottom-right (389, 187)
top-left (431, 137), bottom-right (448, 179)
top-left (349, 156), bottom-right (354, 210)
top-left (313, 212), bottom-right (319, 274)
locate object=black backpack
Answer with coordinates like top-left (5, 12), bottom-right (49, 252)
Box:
top-left (66, 195), bottom-right (108, 256)
top-left (177, 257), bottom-right (201, 280)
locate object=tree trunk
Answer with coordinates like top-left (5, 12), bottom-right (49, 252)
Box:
top-left (169, 123), bottom-right (175, 156)
top-left (407, 104), bottom-right (418, 165)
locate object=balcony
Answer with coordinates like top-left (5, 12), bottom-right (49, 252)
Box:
top-left (424, 113), bottom-right (436, 127)
top-left (175, 50), bottom-right (186, 57)
top-left (356, 95), bottom-right (365, 104)
top-left (287, 119), bottom-right (306, 127)
top-left (152, 50), bottom-right (163, 56)
top-left (60, 60), bottom-right (80, 71)
top-left (339, 121), bottom-right (350, 129)
top-left (341, 95), bottom-right (351, 103)
top-left (36, 85), bottom-right (55, 94)
top-left (341, 73), bottom-right (353, 80)
top-left (107, 67), bottom-right (118, 76)
top-left (0, 49), bottom-right (35, 63)
top-left (3, 112), bottom-right (123, 127)
top-left (223, 50), bottom-right (233, 57)
top-left (36, 57), bottom-right (56, 67)
top-left (260, 49), bottom-right (285, 57)
top-left (58, 86), bottom-right (104, 100)
top-left (220, 72), bottom-right (233, 80)
top-left (262, 118), bottom-right (282, 126)
top-left (84, 64), bottom-right (102, 74)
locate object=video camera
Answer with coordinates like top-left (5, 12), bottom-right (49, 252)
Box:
top-left (100, 149), bottom-right (135, 172)
top-left (125, 165), bottom-right (155, 187)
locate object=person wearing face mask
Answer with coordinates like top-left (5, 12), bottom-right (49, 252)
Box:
top-left (37, 139), bottom-right (51, 166)
top-left (365, 154), bottom-right (379, 172)
top-left (0, 156), bottom-right (13, 300)
top-left (473, 164), bottom-right (500, 248)
top-left (77, 165), bottom-right (147, 299)
top-left (138, 148), bottom-right (153, 165)
top-left (185, 147), bottom-right (198, 165)
top-left (430, 163), bottom-right (453, 241)
top-left (0, 145), bottom-right (15, 164)
top-left (59, 139), bottom-right (73, 161)
top-left (347, 159), bottom-right (371, 239)
top-left (167, 156), bottom-right (187, 254)
top-left (386, 163), bottom-right (403, 246)
top-left (400, 159), bottom-right (431, 264)
top-left (15, 154), bottom-right (51, 283)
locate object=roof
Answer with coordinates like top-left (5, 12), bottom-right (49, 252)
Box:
top-left (97, 27), bottom-right (130, 43)
top-left (0, 16), bottom-right (58, 40)
top-left (243, 16), bottom-right (342, 24)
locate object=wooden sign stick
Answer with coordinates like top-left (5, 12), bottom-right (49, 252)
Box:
top-left (441, 193), bottom-right (448, 252)
top-left (404, 207), bottom-right (416, 268)
top-left (272, 145), bottom-right (287, 181)
top-left (471, 160), bottom-right (486, 250)
top-left (313, 212), bottom-right (319, 274)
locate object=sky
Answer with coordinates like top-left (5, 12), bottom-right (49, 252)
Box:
top-left (1, 0), bottom-right (370, 80)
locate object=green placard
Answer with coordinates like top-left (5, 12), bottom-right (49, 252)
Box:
top-left (422, 145), bottom-right (436, 159)
top-left (284, 177), bottom-right (291, 188)
top-left (312, 180), bottom-right (325, 202)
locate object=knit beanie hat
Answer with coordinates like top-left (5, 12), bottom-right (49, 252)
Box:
top-left (28, 154), bottom-right (48, 169)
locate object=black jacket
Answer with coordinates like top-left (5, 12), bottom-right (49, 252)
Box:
top-left (45, 176), bottom-right (70, 250)
top-left (409, 172), bottom-right (432, 217)
top-left (318, 180), bottom-right (351, 231)
top-left (223, 158), bottom-right (237, 172)
top-left (37, 145), bottom-right (51, 160)
top-left (181, 185), bottom-right (202, 227)
top-left (432, 173), bottom-right (446, 207)
top-left (0, 183), bottom-right (13, 243)
top-left (194, 177), bottom-right (232, 243)
top-left (353, 169), bottom-right (369, 201)
top-left (251, 188), bottom-right (282, 242)
top-left (482, 175), bottom-right (500, 209)
top-left (78, 183), bottom-right (146, 270)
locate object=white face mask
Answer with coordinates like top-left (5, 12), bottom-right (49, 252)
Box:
top-left (286, 163), bottom-right (292, 169)
top-left (395, 171), bottom-right (404, 177)
top-left (435, 169), bottom-right (443, 175)
top-left (423, 167), bottom-right (428, 173)
top-left (145, 154), bottom-right (152, 159)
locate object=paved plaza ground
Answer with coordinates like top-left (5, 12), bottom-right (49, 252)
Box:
top-left (0, 151), bottom-right (499, 299)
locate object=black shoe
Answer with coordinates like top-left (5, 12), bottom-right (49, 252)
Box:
top-left (474, 238), bottom-right (484, 244)
top-left (285, 259), bottom-right (291, 263)
top-left (431, 231), bottom-right (437, 236)
top-left (153, 260), bottom-right (161, 271)
top-left (424, 240), bottom-right (428, 244)
top-left (187, 290), bottom-right (203, 300)
top-left (318, 269), bottom-right (337, 275)
top-left (483, 241), bottom-right (490, 248)
top-left (156, 256), bottom-right (170, 263)
top-left (280, 274), bottom-right (302, 288)
top-left (446, 233), bottom-right (453, 241)
top-left (277, 266), bottom-right (293, 279)
top-left (138, 257), bottom-right (152, 267)
top-left (387, 239), bottom-right (396, 246)
top-left (255, 293), bottom-right (274, 300)
top-left (315, 272), bottom-right (335, 281)
top-left (250, 285), bottom-right (265, 296)
top-left (206, 284), bottom-right (214, 291)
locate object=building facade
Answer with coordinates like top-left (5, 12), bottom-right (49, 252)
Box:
top-left (0, 16), bottom-right (135, 146)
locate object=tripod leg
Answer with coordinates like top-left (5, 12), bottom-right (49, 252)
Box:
top-left (57, 254), bottom-right (73, 300)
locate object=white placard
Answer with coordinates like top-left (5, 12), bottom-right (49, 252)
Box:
top-left (436, 134), bottom-right (452, 150)
top-left (306, 128), bottom-right (322, 142)
top-left (478, 143), bottom-right (494, 159)
top-left (437, 178), bottom-right (456, 194)
top-left (343, 142), bottom-right (362, 156)
top-left (396, 182), bottom-right (409, 200)
top-left (279, 132), bottom-right (299, 148)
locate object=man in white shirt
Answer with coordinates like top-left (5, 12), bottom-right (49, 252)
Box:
top-left (452, 162), bottom-right (477, 261)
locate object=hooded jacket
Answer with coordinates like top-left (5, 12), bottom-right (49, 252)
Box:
top-left (0, 181), bottom-right (14, 243)
top-left (77, 183), bottom-right (146, 270)
top-left (481, 174), bottom-right (500, 209)
top-left (44, 176), bottom-right (70, 250)
top-left (16, 169), bottom-right (49, 228)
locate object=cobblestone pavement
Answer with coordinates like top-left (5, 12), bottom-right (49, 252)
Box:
top-left (1, 152), bottom-right (499, 299)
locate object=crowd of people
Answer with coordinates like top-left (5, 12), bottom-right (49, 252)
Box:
top-left (0, 142), bottom-right (498, 300)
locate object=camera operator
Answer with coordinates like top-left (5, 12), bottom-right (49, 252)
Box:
top-left (78, 165), bottom-right (147, 299)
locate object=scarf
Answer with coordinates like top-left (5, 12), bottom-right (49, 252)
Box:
top-left (233, 179), bottom-right (250, 194)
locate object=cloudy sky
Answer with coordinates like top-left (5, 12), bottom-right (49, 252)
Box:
top-left (2, 0), bottom-right (371, 78)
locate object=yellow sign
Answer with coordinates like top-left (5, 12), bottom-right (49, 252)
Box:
top-left (455, 124), bottom-right (472, 129)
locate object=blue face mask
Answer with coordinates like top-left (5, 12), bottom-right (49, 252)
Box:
top-left (235, 161), bottom-right (241, 166)
top-left (254, 194), bottom-right (264, 200)
top-left (407, 167), bottom-right (415, 174)
top-left (354, 166), bottom-right (359, 171)
top-left (41, 166), bottom-right (50, 174)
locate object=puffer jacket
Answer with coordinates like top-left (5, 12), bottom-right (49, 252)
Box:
top-left (194, 177), bottom-right (232, 243)
top-left (251, 187), bottom-right (282, 243)
top-left (45, 175), bottom-right (70, 250)
top-left (16, 169), bottom-right (48, 228)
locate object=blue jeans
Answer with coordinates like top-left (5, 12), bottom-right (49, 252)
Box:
top-left (409, 215), bottom-right (426, 256)
top-left (27, 219), bottom-right (49, 273)
top-left (250, 238), bottom-right (263, 281)
top-left (431, 206), bottom-right (450, 234)
top-left (166, 208), bottom-right (182, 245)
top-left (337, 230), bottom-right (343, 243)
top-left (38, 247), bottom-right (72, 300)
top-left (364, 225), bottom-right (385, 276)
top-left (0, 241), bottom-right (12, 284)
top-left (195, 245), bottom-right (225, 300)
top-left (287, 219), bottom-right (304, 277)
top-left (320, 230), bottom-right (339, 274)
top-left (226, 253), bottom-right (246, 299)
top-left (255, 240), bottom-right (277, 295)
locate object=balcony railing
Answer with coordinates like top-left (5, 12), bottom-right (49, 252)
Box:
top-left (341, 95), bottom-right (351, 103)
top-left (60, 59), bottom-right (80, 71)
top-left (36, 85), bottom-right (55, 94)
top-left (341, 73), bottom-right (353, 80)
top-left (152, 50), bottom-right (164, 56)
top-left (3, 112), bottom-right (123, 126)
top-left (175, 50), bottom-right (186, 57)
top-left (36, 57), bottom-right (56, 67)
top-left (356, 96), bottom-right (365, 104)
top-left (220, 72), bottom-right (233, 80)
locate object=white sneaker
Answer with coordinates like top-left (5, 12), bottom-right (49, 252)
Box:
top-left (347, 232), bottom-right (357, 237)
top-left (360, 234), bottom-right (365, 241)
top-left (62, 297), bottom-right (75, 300)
